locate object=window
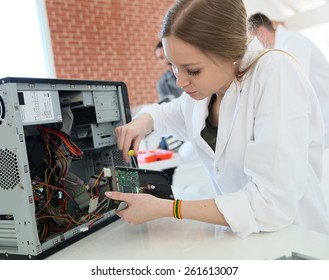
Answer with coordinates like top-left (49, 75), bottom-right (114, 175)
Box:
top-left (0, 0), bottom-right (55, 79)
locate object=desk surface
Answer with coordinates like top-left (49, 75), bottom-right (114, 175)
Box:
top-left (46, 150), bottom-right (329, 260)
top-left (46, 217), bottom-right (329, 260)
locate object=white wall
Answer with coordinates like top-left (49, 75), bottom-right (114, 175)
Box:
top-left (0, 0), bottom-right (51, 78)
top-left (300, 22), bottom-right (329, 61)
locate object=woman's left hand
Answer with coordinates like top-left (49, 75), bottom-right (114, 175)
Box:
top-left (105, 191), bottom-right (172, 224)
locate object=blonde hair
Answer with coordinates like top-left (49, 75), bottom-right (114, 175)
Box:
top-left (161, 0), bottom-right (275, 80)
top-left (162, 1), bottom-right (247, 68)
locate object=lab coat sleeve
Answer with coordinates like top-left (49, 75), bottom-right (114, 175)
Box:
top-left (136, 93), bottom-right (191, 141)
top-left (215, 52), bottom-right (324, 238)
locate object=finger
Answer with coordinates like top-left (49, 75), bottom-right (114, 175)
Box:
top-left (115, 127), bottom-right (132, 163)
top-left (115, 126), bottom-right (125, 150)
top-left (105, 191), bottom-right (124, 201)
top-left (133, 136), bottom-right (143, 155)
top-left (123, 135), bottom-right (135, 162)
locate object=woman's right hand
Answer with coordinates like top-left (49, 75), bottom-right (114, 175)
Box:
top-left (115, 113), bottom-right (154, 162)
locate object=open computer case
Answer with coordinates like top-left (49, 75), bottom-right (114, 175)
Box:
top-left (0, 77), bottom-right (134, 259)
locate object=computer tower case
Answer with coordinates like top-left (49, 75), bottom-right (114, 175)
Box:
top-left (0, 77), bottom-right (132, 259)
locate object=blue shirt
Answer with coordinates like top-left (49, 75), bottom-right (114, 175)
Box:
top-left (157, 71), bottom-right (183, 102)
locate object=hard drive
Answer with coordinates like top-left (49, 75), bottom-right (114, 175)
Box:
top-left (114, 166), bottom-right (174, 200)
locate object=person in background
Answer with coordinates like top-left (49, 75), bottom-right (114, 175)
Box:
top-left (154, 41), bottom-right (183, 103)
top-left (106, 0), bottom-right (329, 238)
top-left (154, 40), bottom-right (185, 156)
top-left (248, 12), bottom-right (329, 148)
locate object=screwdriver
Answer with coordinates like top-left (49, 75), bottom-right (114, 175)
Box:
top-left (128, 149), bottom-right (139, 168)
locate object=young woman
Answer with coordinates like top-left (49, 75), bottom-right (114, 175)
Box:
top-left (106, 0), bottom-right (329, 238)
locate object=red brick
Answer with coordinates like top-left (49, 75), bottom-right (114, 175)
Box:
top-left (45, 0), bottom-right (174, 107)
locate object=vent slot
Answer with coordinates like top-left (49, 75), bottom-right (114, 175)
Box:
top-left (0, 149), bottom-right (20, 190)
top-left (0, 95), bottom-right (5, 126)
top-left (0, 218), bottom-right (18, 250)
top-left (111, 149), bottom-right (125, 167)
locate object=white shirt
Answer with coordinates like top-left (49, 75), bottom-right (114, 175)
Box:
top-left (139, 38), bottom-right (329, 238)
top-left (275, 25), bottom-right (329, 148)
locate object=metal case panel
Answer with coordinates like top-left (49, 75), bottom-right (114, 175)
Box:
top-left (0, 77), bottom-right (131, 259)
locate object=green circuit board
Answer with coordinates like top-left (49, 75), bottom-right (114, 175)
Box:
top-left (115, 168), bottom-right (141, 193)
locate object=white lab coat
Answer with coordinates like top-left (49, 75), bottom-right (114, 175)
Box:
top-left (139, 38), bottom-right (329, 238)
top-left (275, 25), bottom-right (329, 148)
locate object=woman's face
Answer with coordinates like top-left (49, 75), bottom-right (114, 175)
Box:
top-left (163, 35), bottom-right (236, 100)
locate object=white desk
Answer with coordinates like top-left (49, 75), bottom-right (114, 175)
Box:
top-left (46, 217), bottom-right (329, 260)
top-left (46, 150), bottom-right (329, 260)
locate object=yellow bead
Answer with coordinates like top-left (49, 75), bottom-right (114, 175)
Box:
top-left (128, 150), bottom-right (135, 156)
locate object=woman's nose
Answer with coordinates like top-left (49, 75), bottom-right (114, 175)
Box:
top-left (173, 67), bottom-right (189, 88)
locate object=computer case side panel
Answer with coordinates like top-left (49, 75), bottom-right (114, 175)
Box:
top-left (0, 82), bottom-right (42, 258)
top-left (0, 77), bottom-right (132, 259)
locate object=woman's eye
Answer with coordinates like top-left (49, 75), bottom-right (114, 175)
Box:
top-left (187, 70), bottom-right (200, 76)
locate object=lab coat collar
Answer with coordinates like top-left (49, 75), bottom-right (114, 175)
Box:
top-left (240, 37), bottom-right (264, 69)
top-left (192, 81), bottom-right (242, 160)
top-left (215, 81), bottom-right (242, 159)
top-left (194, 96), bottom-right (218, 158)
top-left (194, 39), bottom-right (260, 159)
top-left (192, 98), bottom-right (213, 156)
top-left (214, 38), bottom-right (261, 159)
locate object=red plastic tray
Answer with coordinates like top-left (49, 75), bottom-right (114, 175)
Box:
top-left (137, 149), bottom-right (174, 163)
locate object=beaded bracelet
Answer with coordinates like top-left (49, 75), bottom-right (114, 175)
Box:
top-left (173, 199), bottom-right (183, 219)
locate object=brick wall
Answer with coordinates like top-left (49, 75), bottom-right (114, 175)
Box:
top-left (45, 0), bottom-right (175, 107)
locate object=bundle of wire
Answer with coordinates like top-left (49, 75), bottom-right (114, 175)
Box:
top-left (32, 125), bottom-right (93, 241)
